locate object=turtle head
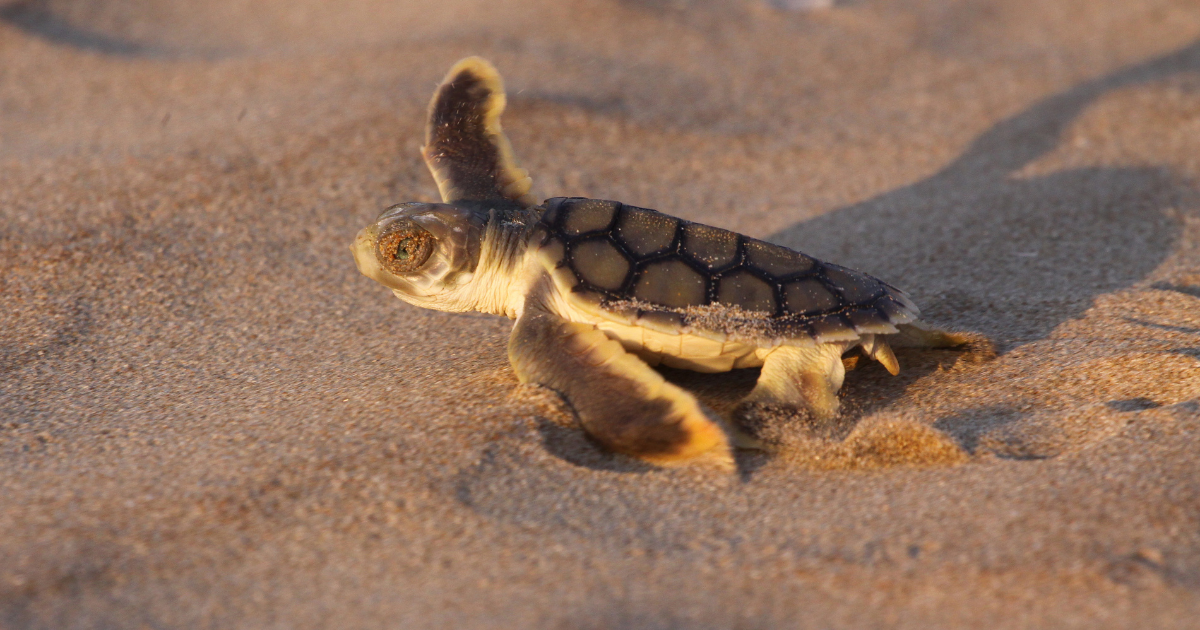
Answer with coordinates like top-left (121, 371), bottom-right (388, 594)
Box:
top-left (351, 202), bottom-right (488, 311)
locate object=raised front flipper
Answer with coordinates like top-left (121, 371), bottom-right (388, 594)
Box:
top-left (508, 306), bottom-right (734, 469)
top-left (423, 57), bottom-right (536, 207)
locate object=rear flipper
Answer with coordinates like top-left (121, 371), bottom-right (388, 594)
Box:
top-left (891, 321), bottom-right (996, 359)
top-left (508, 305), bottom-right (736, 469)
top-left (740, 322), bottom-right (992, 423)
top-left (741, 342), bottom-right (854, 421)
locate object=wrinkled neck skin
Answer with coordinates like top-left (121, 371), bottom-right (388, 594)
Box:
top-left (395, 205), bottom-right (539, 318)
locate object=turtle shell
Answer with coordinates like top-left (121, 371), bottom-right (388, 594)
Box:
top-left (532, 197), bottom-right (918, 344)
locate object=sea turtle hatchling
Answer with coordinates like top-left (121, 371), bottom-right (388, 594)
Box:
top-left (352, 57), bottom-right (981, 470)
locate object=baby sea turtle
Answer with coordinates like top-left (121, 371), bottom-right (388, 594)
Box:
top-left (352, 57), bottom-right (980, 469)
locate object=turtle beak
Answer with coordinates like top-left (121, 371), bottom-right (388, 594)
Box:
top-left (350, 226), bottom-right (377, 278)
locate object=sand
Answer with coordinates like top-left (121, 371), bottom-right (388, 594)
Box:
top-left (2, 0), bottom-right (1200, 627)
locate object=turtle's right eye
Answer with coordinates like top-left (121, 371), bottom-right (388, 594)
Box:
top-left (376, 223), bottom-right (435, 274)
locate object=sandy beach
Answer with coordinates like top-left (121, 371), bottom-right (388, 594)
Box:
top-left (3, 0), bottom-right (1200, 627)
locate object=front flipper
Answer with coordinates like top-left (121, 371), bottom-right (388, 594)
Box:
top-left (423, 57), bottom-right (536, 207)
top-left (508, 307), bottom-right (734, 470)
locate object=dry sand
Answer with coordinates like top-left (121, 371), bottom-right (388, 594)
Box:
top-left (3, 0), bottom-right (1200, 627)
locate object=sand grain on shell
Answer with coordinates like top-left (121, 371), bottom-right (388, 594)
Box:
top-left (3, 0), bottom-right (1200, 628)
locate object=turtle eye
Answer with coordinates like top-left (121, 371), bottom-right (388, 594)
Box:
top-left (376, 224), bottom-right (435, 273)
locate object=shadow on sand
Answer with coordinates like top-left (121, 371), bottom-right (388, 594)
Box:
top-left (535, 39), bottom-right (1200, 473)
top-left (770, 40), bottom-right (1200, 345)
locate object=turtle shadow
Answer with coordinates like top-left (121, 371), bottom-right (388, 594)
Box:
top-left (645, 41), bottom-right (1200, 468)
top-left (532, 40), bottom-right (1200, 474)
top-left (769, 39), bottom-right (1200, 347)
top-left (534, 414), bottom-right (769, 478)
top-left (932, 405), bottom-right (1029, 455)
top-left (534, 417), bottom-right (661, 474)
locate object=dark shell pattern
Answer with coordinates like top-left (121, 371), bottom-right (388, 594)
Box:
top-left (534, 197), bottom-right (918, 342)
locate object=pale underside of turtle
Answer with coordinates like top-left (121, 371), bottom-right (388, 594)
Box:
top-left (351, 57), bottom-right (983, 470)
